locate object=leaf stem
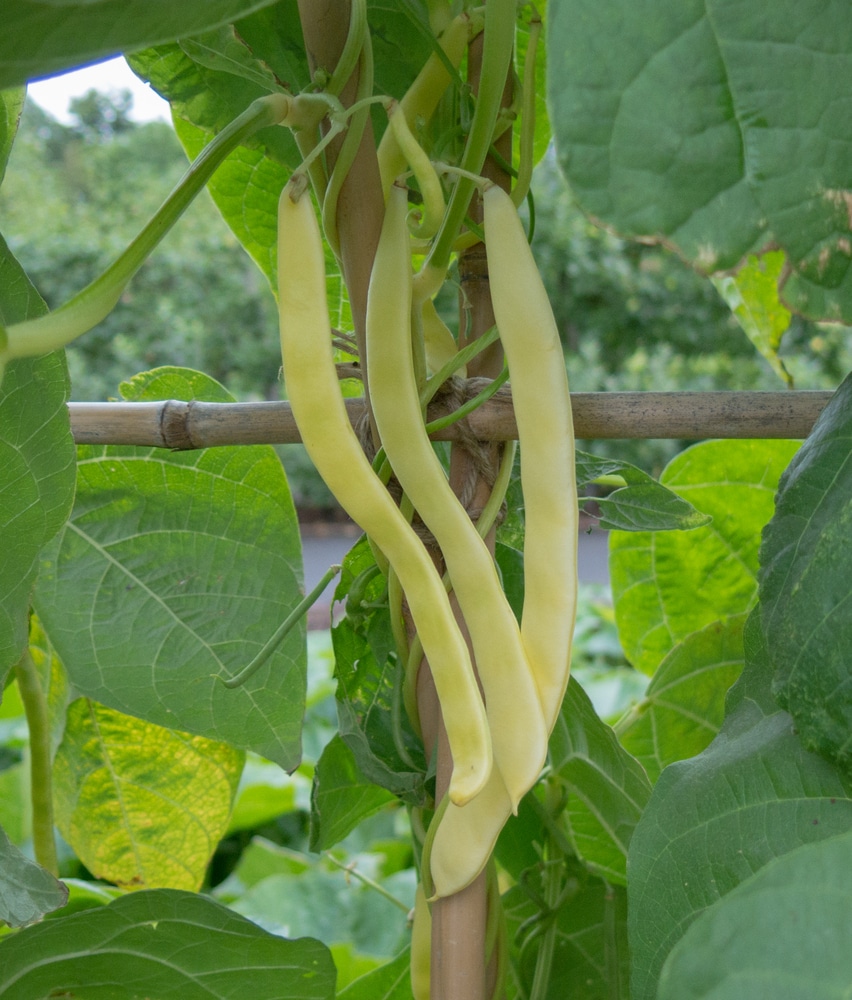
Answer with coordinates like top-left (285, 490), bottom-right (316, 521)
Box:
top-left (222, 564), bottom-right (341, 689)
top-left (323, 851), bottom-right (411, 912)
top-left (2, 94), bottom-right (292, 360)
top-left (15, 647), bottom-right (58, 876)
top-left (423, 366), bottom-right (509, 436)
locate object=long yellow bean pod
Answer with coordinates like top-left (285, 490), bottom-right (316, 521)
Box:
top-left (377, 12), bottom-right (473, 196)
top-left (277, 181), bottom-right (491, 806)
top-left (429, 769), bottom-right (513, 899)
top-left (429, 186), bottom-right (580, 899)
top-left (366, 184), bottom-right (547, 810)
top-left (484, 183), bottom-right (579, 732)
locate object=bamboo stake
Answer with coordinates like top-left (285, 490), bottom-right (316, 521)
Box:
top-left (68, 390), bottom-right (833, 448)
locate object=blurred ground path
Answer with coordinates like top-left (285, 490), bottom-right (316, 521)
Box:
top-left (301, 517), bottom-right (610, 630)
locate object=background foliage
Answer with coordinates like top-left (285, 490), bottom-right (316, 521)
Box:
top-left (1, 0), bottom-right (851, 997)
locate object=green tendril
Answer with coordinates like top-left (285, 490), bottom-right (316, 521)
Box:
top-left (323, 851), bottom-right (411, 912)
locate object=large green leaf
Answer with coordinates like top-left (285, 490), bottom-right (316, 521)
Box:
top-left (548, 0), bottom-right (852, 323)
top-left (658, 829), bottom-right (852, 1000)
top-left (0, 1), bottom-right (283, 90)
top-left (549, 678), bottom-right (651, 885)
top-left (760, 372), bottom-right (852, 775)
top-left (53, 698), bottom-right (243, 891)
top-left (0, 888), bottom-right (336, 999)
top-left (0, 823), bottom-right (68, 929)
top-left (617, 614), bottom-right (747, 782)
top-left (627, 612), bottom-right (852, 1000)
top-left (32, 367), bottom-right (305, 769)
top-left (610, 439), bottom-right (798, 675)
top-left (0, 238), bottom-right (76, 686)
top-left (310, 734), bottom-right (396, 852)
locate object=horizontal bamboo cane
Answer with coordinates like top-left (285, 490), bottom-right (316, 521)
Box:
top-left (67, 388), bottom-right (833, 448)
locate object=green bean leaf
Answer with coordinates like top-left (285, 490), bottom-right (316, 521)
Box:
top-left (548, 0), bottom-right (852, 323)
top-left (0, 237), bottom-right (76, 687)
top-left (337, 947), bottom-right (412, 1000)
top-left (32, 367), bottom-right (305, 769)
top-left (712, 252), bottom-right (793, 387)
top-left (0, 823), bottom-right (68, 928)
top-left (0, 1), bottom-right (283, 90)
top-left (0, 89), bottom-right (24, 184)
top-left (657, 829), bottom-right (852, 1000)
top-left (128, 43), bottom-right (299, 167)
top-left (0, 888), bottom-right (336, 999)
top-left (53, 698), bottom-right (243, 891)
top-left (617, 615), bottom-right (747, 783)
top-left (610, 439), bottom-right (798, 675)
top-left (759, 371), bottom-right (852, 776)
top-left (627, 611), bottom-right (852, 1000)
top-left (577, 450), bottom-right (711, 532)
top-left (550, 678), bottom-right (652, 885)
top-left (310, 734), bottom-right (396, 852)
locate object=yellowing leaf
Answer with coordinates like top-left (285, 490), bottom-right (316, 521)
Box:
top-left (53, 699), bottom-right (243, 891)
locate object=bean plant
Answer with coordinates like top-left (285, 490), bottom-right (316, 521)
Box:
top-left (1, 2), bottom-right (851, 998)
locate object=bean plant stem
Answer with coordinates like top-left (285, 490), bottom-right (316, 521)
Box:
top-left (14, 648), bottom-right (58, 876)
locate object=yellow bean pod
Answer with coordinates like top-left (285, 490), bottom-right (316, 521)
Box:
top-left (428, 768), bottom-right (512, 900)
top-left (377, 12), bottom-right (472, 195)
top-left (277, 181), bottom-right (491, 806)
top-left (483, 183), bottom-right (579, 732)
top-left (385, 101), bottom-right (446, 239)
top-left (366, 184), bottom-right (547, 810)
top-left (421, 296), bottom-right (463, 376)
